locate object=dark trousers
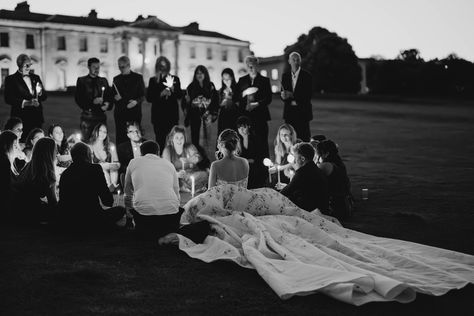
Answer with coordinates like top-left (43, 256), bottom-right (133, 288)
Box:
top-left (286, 118), bottom-right (311, 142)
top-left (189, 115), bottom-right (202, 147)
top-left (253, 120), bottom-right (269, 158)
top-left (80, 112), bottom-right (107, 143)
top-left (131, 208), bottom-right (211, 243)
top-left (56, 206), bottom-right (125, 231)
top-left (153, 120), bottom-right (177, 153)
top-left (21, 118), bottom-right (42, 143)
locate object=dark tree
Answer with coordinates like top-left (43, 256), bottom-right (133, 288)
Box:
top-left (284, 27), bottom-right (361, 94)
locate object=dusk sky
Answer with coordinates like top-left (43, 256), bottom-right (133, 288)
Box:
top-left (2, 0), bottom-right (473, 61)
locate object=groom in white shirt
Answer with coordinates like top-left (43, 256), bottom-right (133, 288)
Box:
top-left (124, 140), bottom-right (210, 242)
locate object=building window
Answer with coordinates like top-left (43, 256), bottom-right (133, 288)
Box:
top-left (1, 68), bottom-right (9, 88)
top-left (271, 69), bottom-right (278, 80)
top-left (190, 46), bottom-right (196, 59)
top-left (154, 44), bottom-right (157, 56)
top-left (138, 42), bottom-right (143, 54)
top-left (57, 36), bottom-right (66, 51)
top-left (79, 37), bottom-right (88, 52)
top-left (206, 47), bottom-right (212, 60)
top-left (221, 49), bottom-right (227, 61)
top-left (26, 34), bottom-right (35, 49)
top-left (260, 70), bottom-right (268, 77)
top-left (0, 33), bottom-right (9, 47)
top-left (238, 49), bottom-right (244, 63)
top-left (271, 85), bottom-right (279, 93)
top-left (121, 41), bottom-right (127, 54)
top-left (99, 38), bottom-right (108, 53)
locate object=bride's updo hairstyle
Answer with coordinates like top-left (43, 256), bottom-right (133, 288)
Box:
top-left (218, 129), bottom-right (240, 155)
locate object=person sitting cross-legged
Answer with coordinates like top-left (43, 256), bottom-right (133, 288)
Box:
top-left (57, 142), bottom-right (125, 231)
top-left (280, 142), bottom-right (329, 213)
top-left (124, 140), bottom-right (210, 243)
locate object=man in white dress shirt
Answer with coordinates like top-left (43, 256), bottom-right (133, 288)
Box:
top-left (124, 140), bottom-right (210, 242)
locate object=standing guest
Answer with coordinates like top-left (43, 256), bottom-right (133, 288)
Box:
top-left (89, 123), bottom-right (120, 192)
top-left (217, 68), bottom-right (241, 135)
top-left (23, 128), bottom-right (44, 162)
top-left (117, 121), bottom-right (145, 178)
top-left (281, 143), bottom-right (329, 213)
top-left (162, 125), bottom-right (209, 193)
top-left (209, 129), bottom-right (249, 189)
top-left (57, 142), bottom-right (125, 231)
top-left (272, 123), bottom-right (297, 185)
top-left (236, 116), bottom-right (267, 189)
top-left (4, 54), bottom-right (47, 142)
top-left (112, 56), bottom-right (145, 145)
top-left (237, 56), bottom-right (272, 157)
top-left (48, 124), bottom-right (72, 168)
top-left (0, 131), bottom-right (21, 217)
top-left (12, 137), bottom-right (57, 224)
top-left (184, 65), bottom-right (219, 147)
top-left (4, 117), bottom-right (27, 171)
top-left (146, 56), bottom-right (183, 151)
top-left (74, 57), bottom-right (113, 142)
top-left (124, 140), bottom-right (211, 242)
top-left (281, 52), bottom-right (313, 141)
top-left (315, 140), bottom-right (353, 220)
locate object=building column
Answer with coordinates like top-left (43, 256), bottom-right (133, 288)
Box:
top-left (174, 38), bottom-right (179, 75)
top-left (141, 37), bottom-right (147, 78)
top-left (40, 28), bottom-right (46, 88)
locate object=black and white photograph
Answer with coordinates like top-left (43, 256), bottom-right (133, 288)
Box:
top-left (0, 0), bottom-right (473, 314)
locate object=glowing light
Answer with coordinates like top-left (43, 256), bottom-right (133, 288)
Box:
top-left (287, 154), bottom-right (295, 164)
top-left (263, 158), bottom-right (273, 167)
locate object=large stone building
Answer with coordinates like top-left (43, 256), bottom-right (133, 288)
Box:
top-left (0, 1), bottom-right (251, 90)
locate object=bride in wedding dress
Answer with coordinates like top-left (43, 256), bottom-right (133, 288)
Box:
top-left (174, 131), bottom-right (474, 305)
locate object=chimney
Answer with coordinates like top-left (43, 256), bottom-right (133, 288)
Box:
top-left (135, 14), bottom-right (144, 21)
top-left (15, 1), bottom-right (30, 13)
top-left (88, 9), bottom-right (98, 19)
top-left (188, 22), bottom-right (199, 30)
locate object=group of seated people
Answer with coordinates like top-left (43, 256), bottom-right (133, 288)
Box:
top-left (0, 114), bottom-right (353, 243)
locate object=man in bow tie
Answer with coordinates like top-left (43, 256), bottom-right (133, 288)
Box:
top-left (4, 54), bottom-right (47, 142)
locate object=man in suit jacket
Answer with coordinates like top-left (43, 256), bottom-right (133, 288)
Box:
top-left (117, 121), bottom-right (145, 176)
top-left (57, 142), bottom-right (125, 231)
top-left (4, 54), bottom-right (47, 142)
top-left (281, 142), bottom-right (329, 213)
top-left (112, 56), bottom-right (145, 145)
top-left (74, 57), bottom-right (113, 142)
top-left (146, 56), bottom-right (183, 151)
top-left (281, 52), bottom-right (313, 141)
top-left (237, 56), bottom-right (272, 157)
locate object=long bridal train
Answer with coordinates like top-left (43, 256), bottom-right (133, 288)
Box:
top-left (177, 185), bottom-right (474, 305)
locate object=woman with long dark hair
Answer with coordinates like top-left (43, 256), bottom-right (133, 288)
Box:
top-left (217, 68), bottom-right (240, 135)
top-left (13, 137), bottom-right (58, 223)
top-left (89, 123), bottom-right (120, 191)
top-left (162, 125), bottom-right (209, 194)
top-left (315, 140), bottom-right (353, 220)
top-left (23, 128), bottom-right (44, 162)
top-left (0, 131), bottom-right (21, 217)
top-left (48, 124), bottom-right (72, 168)
top-left (184, 65), bottom-right (219, 148)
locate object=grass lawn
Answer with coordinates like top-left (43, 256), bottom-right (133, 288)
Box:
top-left (1, 95), bottom-right (473, 315)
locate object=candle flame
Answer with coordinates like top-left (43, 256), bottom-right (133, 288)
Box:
top-left (263, 158), bottom-right (273, 167)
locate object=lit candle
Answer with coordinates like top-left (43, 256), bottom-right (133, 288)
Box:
top-left (110, 145), bottom-right (115, 152)
top-left (101, 86), bottom-right (105, 99)
top-left (181, 159), bottom-right (185, 171)
top-left (263, 158), bottom-right (273, 184)
top-left (35, 82), bottom-right (42, 96)
top-left (190, 175), bottom-right (195, 197)
top-left (287, 154), bottom-right (295, 164)
top-left (277, 165), bottom-right (281, 185)
top-left (75, 133), bottom-right (82, 142)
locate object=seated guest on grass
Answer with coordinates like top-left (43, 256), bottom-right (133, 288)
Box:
top-left (310, 134), bottom-right (327, 163)
top-left (117, 121), bottom-right (145, 178)
top-left (13, 137), bottom-right (58, 224)
top-left (23, 128), bottom-right (44, 162)
top-left (89, 123), bottom-right (120, 192)
top-left (271, 123), bottom-right (297, 185)
top-left (48, 124), bottom-right (72, 168)
top-left (315, 140), bottom-right (353, 220)
top-left (0, 131), bottom-right (21, 217)
top-left (4, 117), bottom-right (27, 170)
top-left (280, 142), bottom-right (329, 213)
top-left (236, 116), bottom-right (267, 189)
top-left (209, 129), bottom-right (249, 189)
top-left (57, 142), bottom-right (125, 230)
top-left (124, 140), bottom-right (210, 242)
top-left (162, 125), bottom-right (209, 193)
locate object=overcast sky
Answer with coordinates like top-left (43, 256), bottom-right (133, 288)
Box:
top-left (2, 0), bottom-right (473, 61)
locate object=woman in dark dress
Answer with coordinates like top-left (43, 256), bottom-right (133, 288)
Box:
top-left (0, 131), bottom-right (21, 218)
top-left (48, 124), bottom-right (72, 168)
top-left (217, 68), bottom-right (241, 135)
top-left (23, 128), bottom-right (44, 162)
top-left (315, 140), bottom-right (353, 220)
top-left (236, 116), bottom-right (267, 189)
top-left (12, 137), bottom-right (58, 224)
top-left (184, 65), bottom-right (219, 148)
